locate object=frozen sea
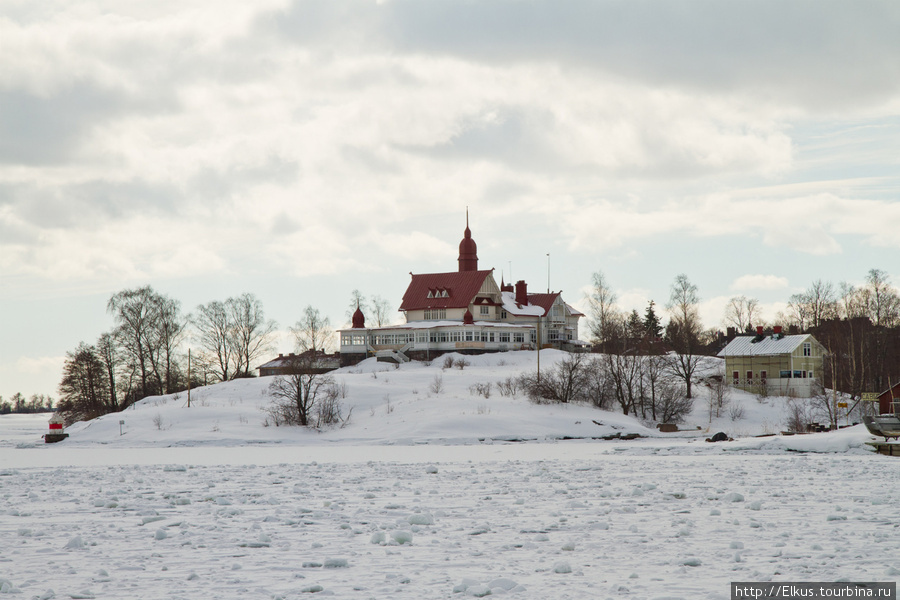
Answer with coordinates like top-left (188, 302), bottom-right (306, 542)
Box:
top-left (2, 352), bottom-right (897, 598)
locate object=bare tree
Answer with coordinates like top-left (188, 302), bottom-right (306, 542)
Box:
top-left (292, 306), bottom-right (334, 353)
top-left (194, 294), bottom-right (278, 381)
top-left (863, 268), bottom-right (900, 327)
top-left (107, 286), bottom-right (185, 398)
top-left (586, 271), bottom-right (621, 349)
top-left (707, 376), bottom-right (731, 422)
top-left (95, 332), bottom-right (120, 411)
top-left (787, 280), bottom-right (837, 331)
top-left (193, 300), bottom-right (233, 382)
top-left (642, 354), bottom-right (668, 421)
top-left (154, 295), bottom-right (187, 394)
top-left (521, 352), bottom-right (589, 404)
top-left (723, 295), bottom-right (760, 332)
top-left (107, 286), bottom-right (156, 398)
top-left (370, 295), bottom-right (393, 327)
top-left (655, 380), bottom-right (693, 424)
top-left (604, 351), bottom-right (643, 416)
top-left (665, 274), bottom-right (703, 399)
top-left (228, 293), bottom-right (278, 377)
top-left (267, 355), bottom-right (338, 427)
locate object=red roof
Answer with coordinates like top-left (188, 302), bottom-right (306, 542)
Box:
top-left (400, 270), bottom-right (494, 311)
top-left (525, 293), bottom-right (559, 316)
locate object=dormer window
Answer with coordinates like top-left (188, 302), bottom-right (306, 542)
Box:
top-left (426, 290), bottom-right (434, 298)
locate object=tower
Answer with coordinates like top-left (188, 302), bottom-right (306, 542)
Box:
top-left (457, 211), bottom-right (478, 272)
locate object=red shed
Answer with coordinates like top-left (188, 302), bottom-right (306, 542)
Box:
top-left (876, 382), bottom-right (900, 415)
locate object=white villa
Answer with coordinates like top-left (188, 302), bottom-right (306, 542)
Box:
top-left (339, 218), bottom-right (585, 365)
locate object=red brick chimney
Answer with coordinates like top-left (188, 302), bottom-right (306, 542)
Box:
top-left (515, 280), bottom-right (528, 306)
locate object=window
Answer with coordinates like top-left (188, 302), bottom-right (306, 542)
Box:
top-left (450, 330), bottom-right (461, 342)
top-left (733, 371), bottom-right (740, 385)
top-left (793, 370), bottom-right (803, 379)
top-left (416, 332), bottom-right (427, 343)
top-left (480, 306), bottom-right (490, 316)
top-left (424, 309), bottom-right (446, 320)
top-left (465, 330), bottom-right (473, 342)
top-left (513, 332), bottom-right (524, 343)
top-left (760, 370), bottom-right (767, 382)
top-left (780, 370), bottom-right (791, 379)
top-left (808, 371), bottom-right (814, 379)
top-left (499, 332), bottom-right (510, 343)
top-left (746, 371), bottom-right (753, 385)
top-left (803, 342), bottom-right (811, 357)
top-left (501, 310), bottom-right (507, 319)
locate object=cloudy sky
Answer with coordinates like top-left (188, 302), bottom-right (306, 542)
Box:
top-left (2, 0), bottom-right (899, 400)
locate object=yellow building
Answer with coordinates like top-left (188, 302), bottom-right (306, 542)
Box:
top-left (717, 327), bottom-right (826, 397)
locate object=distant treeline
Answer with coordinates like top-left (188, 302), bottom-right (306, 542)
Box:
top-left (0, 393), bottom-right (54, 415)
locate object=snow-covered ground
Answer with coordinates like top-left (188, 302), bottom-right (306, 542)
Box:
top-left (2, 351), bottom-right (897, 598)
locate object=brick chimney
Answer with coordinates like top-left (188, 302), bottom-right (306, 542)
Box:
top-left (773, 325), bottom-right (782, 335)
top-left (515, 280), bottom-right (528, 306)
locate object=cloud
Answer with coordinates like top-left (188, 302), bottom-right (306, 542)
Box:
top-left (1, 0), bottom-right (898, 297)
top-left (267, 0), bottom-right (900, 111)
top-left (561, 192), bottom-right (900, 257)
top-left (730, 275), bottom-right (790, 292)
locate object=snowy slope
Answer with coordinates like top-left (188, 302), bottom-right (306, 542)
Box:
top-left (3, 350), bottom-right (877, 453)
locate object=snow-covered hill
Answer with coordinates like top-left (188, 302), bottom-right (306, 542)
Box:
top-left (5, 350), bottom-right (877, 455)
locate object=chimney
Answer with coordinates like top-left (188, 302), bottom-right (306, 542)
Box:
top-left (773, 325), bottom-right (782, 335)
top-left (756, 326), bottom-right (764, 336)
top-left (515, 280), bottom-right (528, 306)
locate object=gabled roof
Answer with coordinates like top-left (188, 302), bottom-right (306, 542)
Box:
top-left (717, 334), bottom-right (816, 357)
top-left (400, 270), bottom-right (494, 311)
top-left (526, 293), bottom-right (559, 316)
top-left (499, 291), bottom-right (585, 318)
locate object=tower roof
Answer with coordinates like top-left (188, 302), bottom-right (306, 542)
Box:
top-left (351, 303), bottom-right (365, 328)
top-left (457, 211), bottom-right (478, 272)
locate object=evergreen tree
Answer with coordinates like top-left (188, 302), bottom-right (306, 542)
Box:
top-left (643, 300), bottom-right (662, 339)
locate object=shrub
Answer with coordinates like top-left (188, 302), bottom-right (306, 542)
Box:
top-left (469, 382), bottom-right (492, 399)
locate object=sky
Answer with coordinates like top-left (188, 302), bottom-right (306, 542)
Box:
top-left (2, 0), bottom-right (899, 401)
